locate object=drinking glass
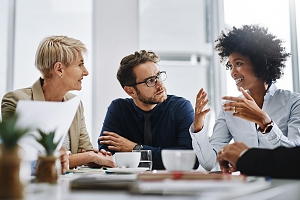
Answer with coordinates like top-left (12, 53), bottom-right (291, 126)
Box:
top-left (132, 150), bottom-right (152, 170)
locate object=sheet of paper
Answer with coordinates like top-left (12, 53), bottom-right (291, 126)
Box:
top-left (16, 95), bottom-right (81, 161)
top-left (131, 177), bottom-right (271, 198)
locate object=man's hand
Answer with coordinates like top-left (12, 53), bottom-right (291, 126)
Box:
top-left (59, 147), bottom-right (69, 174)
top-left (99, 131), bottom-right (136, 152)
top-left (217, 142), bottom-right (249, 174)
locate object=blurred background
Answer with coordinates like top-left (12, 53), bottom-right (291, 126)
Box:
top-left (0, 0), bottom-right (299, 147)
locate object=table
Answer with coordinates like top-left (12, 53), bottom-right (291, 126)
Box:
top-left (24, 173), bottom-right (300, 200)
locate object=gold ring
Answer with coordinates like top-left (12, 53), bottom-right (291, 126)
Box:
top-left (220, 148), bottom-right (224, 154)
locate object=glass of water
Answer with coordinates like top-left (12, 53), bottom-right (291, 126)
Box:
top-left (132, 149), bottom-right (152, 170)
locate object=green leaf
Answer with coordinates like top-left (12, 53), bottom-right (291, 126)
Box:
top-left (35, 129), bottom-right (63, 156)
top-left (0, 114), bottom-right (31, 149)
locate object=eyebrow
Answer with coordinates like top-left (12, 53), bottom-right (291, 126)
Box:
top-left (227, 58), bottom-right (243, 64)
top-left (141, 71), bottom-right (160, 81)
top-left (233, 58), bottom-right (243, 62)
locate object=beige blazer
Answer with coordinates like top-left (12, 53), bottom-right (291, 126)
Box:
top-left (1, 78), bottom-right (93, 153)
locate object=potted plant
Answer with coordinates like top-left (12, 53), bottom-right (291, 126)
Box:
top-left (34, 129), bottom-right (62, 184)
top-left (0, 114), bottom-right (30, 199)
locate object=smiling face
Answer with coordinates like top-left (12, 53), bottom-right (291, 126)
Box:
top-left (131, 61), bottom-right (167, 110)
top-left (227, 52), bottom-right (264, 92)
top-left (61, 54), bottom-right (89, 91)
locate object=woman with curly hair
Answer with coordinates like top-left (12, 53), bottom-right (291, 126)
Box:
top-left (190, 24), bottom-right (300, 171)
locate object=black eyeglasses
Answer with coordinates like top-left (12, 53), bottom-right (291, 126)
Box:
top-left (130, 71), bottom-right (167, 87)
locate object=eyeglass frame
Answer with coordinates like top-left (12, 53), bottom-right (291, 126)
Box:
top-left (129, 71), bottom-right (167, 87)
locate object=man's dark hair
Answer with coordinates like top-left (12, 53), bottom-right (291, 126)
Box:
top-left (215, 24), bottom-right (291, 84)
top-left (117, 50), bottom-right (160, 88)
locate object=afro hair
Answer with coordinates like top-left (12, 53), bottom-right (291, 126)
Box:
top-left (215, 24), bottom-right (290, 84)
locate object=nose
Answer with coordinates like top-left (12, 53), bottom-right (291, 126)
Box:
top-left (230, 65), bottom-right (237, 78)
top-left (83, 66), bottom-right (89, 76)
top-left (155, 77), bottom-right (164, 87)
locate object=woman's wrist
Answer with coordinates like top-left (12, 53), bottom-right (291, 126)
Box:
top-left (193, 122), bottom-right (204, 133)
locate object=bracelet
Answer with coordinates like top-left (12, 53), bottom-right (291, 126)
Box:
top-left (239, 149), bottom-right (248, 158)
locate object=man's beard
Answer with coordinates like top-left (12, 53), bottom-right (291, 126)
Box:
top-left (136, 87), bottom-right (167, 104)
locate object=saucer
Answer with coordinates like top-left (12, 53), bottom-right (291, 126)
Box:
top-left (106, 167), bottom-right (149, 174)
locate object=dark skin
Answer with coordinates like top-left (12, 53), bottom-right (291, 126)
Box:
top-left (194, 52), bottom-right (271, 133)
top-left (217, 142), bottom-right (249, 173)
top-left (222, 87), bottom-right (271, 130)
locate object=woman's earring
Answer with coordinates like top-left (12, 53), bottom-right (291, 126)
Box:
top-left (60, 74), bottom-right (63, 78)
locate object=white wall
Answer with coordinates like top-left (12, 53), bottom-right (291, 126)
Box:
top-left (92, 0), bottom-right (139, 147)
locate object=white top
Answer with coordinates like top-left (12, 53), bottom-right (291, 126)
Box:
top-left (190, 84), bottom-right (300, 171)
top-left (63, 132), bottom-right (71, 151)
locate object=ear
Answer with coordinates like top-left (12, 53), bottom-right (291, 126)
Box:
top-left (124, 86), bottom-right (136, 97)
top-left (53, 62), bottom-right (63, 77)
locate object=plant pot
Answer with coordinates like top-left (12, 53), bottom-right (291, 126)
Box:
top-left (36, 155), bottom-right (59, 184)
top-left (0, 145), bottom-right (24, 199)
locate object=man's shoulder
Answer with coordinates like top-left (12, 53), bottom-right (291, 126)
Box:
top-left (112, 97), bottom-right (134, 104)
top-left (162, 95), bottom-right (193, 111)
top-left (166, 95), bottom-right (190, 104)
top-left (108, 98), bottom-right (135, 113)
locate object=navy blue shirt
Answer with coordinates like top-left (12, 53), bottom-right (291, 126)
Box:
top-left (98, 95), bottom-right (195, 169)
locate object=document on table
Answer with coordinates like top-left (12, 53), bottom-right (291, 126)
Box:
top-left (130, 176), bottom-right (271, 198)
top-left (16, 95), bottom-right (81, 161)
top-left (70, 173), bottom-right (137, 190)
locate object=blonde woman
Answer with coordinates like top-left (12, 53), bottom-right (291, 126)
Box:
top-left (1, 36), bottom-right (115, 171)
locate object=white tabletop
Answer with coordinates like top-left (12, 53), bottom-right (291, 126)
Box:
top-left (24, 172), bottom-right (300, 200)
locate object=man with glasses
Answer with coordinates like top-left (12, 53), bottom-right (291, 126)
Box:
top-left (98, 50), bottom-right (195, 170)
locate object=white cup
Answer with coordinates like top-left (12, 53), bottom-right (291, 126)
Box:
top-left (161, 150), bottom-right (195, 171)
top-left (114, 152), bottom-right (141, 168)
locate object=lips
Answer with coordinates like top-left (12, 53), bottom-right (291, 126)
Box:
top-left (156, 89), bottom-right (165, 95)
top-left (234, 77), bottom-right (244, 85)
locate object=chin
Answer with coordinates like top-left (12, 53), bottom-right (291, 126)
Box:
top-left (159, 94), bottom-right (167, 102)
top-left (73, 87), bottom-right (82, 91)
top-left (236, 85), bottom-right (244, 91)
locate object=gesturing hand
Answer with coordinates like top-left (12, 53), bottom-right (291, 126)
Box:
top-left (194, 88), bottom-right (210, 132)
top-left (99, 131), bottom-right (136, 152)
top-left (222, 87), bottom-right (271, 127)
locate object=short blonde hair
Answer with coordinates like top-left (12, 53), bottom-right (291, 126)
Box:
top-left (35, 35), bottom-right (87, 78)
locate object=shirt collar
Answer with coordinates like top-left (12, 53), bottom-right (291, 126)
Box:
top-left (32, 77), bottom-right (46, 101)
top-left (264, 83), bottom-right (277, 99)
